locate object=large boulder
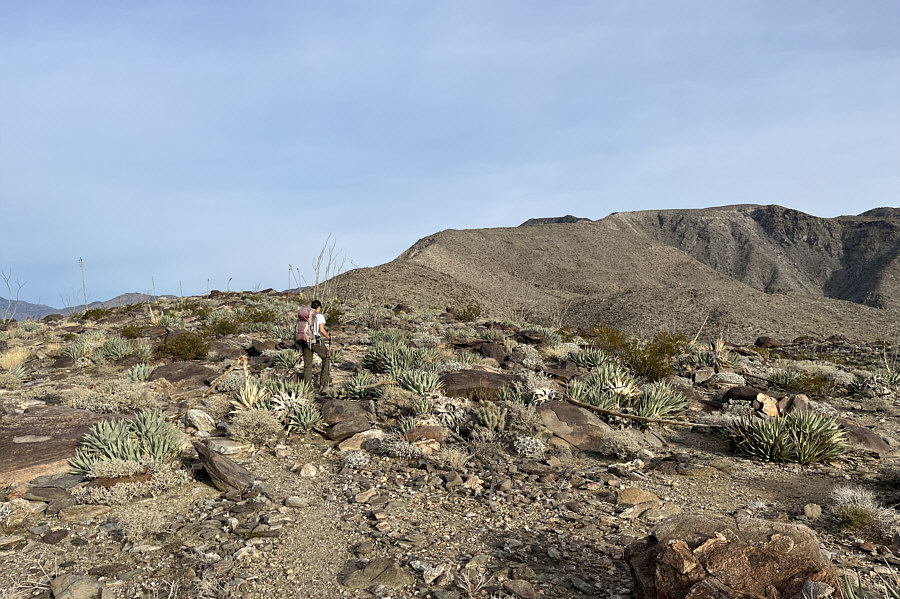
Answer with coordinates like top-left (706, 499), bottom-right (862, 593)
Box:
top-left (536, 401), bottom-right (611, 451)
top-left (440, 369), bottom-right (521, 401)
top-left (626, 513), bottom-right (838, 599)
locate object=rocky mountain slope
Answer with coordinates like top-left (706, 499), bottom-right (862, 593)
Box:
top-left (599, 205), bottom-right (900, 308)
top-left (332, 206), bottom-right (900, 342)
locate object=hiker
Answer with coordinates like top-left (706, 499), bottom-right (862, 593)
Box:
top-left (296, 299), bottom-right (331, 388)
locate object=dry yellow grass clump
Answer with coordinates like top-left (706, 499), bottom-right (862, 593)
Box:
top-left (0, 346), bottom-right (29, 370)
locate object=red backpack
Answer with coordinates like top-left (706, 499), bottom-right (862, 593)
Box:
top-left (295, 307), bottom-right (316, 346)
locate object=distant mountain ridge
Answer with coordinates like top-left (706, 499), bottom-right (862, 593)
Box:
top-left (331, 205), bottom-right (900, 341)
top-left (2, 293), bottom-right (175, 321)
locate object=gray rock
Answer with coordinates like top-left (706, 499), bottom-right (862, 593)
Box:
top-left (184, 409), bottom-right (217, 433)
top-left (148, 361), bottom-right (216, 384)
top-left (341, 558), bottom-right (414, 590)
top-left (50, 573), bottom-right (104, 599)
top-left (284, 496), bottom-right (311, 508)
top-left (537, 401), bottom-right (611, 451)
top-left (206, 438), bottom-right (251, 455)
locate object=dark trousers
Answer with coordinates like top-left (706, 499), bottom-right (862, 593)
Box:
top-left (299, 341), bottom-right (330, 387)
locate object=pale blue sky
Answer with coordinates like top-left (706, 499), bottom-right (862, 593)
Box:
top-left (1, 1), bottom-right (898, 305)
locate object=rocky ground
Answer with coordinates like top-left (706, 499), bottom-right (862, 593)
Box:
top-left (1, 291), bottom-right (899, 598)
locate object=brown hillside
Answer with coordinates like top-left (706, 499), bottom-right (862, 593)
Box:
top-left (599, 204), bottom-right (900, 309)
top-left (331, 215), bottom-right (900, 343)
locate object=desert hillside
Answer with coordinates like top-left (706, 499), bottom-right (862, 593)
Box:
top-left (331, 206), bottom-right (900, 342)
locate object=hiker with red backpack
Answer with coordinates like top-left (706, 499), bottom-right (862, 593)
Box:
top-left (295, 299), bottom-right (331, 389)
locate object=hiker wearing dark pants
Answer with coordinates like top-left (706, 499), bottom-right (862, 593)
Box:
top-left (299, 299), bottom-right (331, 388)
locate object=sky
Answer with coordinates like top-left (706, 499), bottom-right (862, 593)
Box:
top-left (1, 1), bottom-right (898, 306)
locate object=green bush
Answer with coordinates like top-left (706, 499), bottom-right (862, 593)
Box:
top-left (154, 331), bottom-right (210, 360)
top-left (454, 303), bottom-right (482, 323)
top-left (122, 323), bottom-right (145, 339)
top-left (80, 307), bottom-right (114, 321)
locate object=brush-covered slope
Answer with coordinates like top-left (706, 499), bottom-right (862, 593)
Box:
top-left (331, 216), bottom-right (900, 342)
top-left (599, 205), bottom-right (900, 309)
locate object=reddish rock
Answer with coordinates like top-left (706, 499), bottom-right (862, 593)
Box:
top-left (440, 370), bottom-right (522, 401)
top-left (404, 425), bottom-right (449, 444)
top-left (148, 361), bottom-right (216, 385)
top-left (536, 401), bottom-right (611, 451)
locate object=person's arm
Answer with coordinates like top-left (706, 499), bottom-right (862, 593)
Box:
top-left (318, 320), bottom-right (330, 340)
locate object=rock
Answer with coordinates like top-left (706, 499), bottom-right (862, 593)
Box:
top-left (405, 425), bottom-right (449, 444)
top-left (247, 339), bottom-right (277, 356)
top-left (0, 534), bottom-right (25, 550)
top-left (41, 529), bottom-right (69, 544)
top-left (693, 367), bottom-right (716, 385)
top-left (722, 386), bottom-right (765, 404)
top-left (543, 359), bottom-right (580, 383)
top-left (803, 503), bottom-right (823, 520)
top-left (536, 401), bottom-right (611, 451)
top-left (617, 487), bottom-right (661, 507)
top-left (58, 504), bottom-right (112, 523)
top-left (28, 473), bottom-right (85, 489)
top-left (342, 558), bottom-right (414, 590)
top-left (327, 417), bottom-right (373, 442)
top-left (50, 573), bottom-right (104, 599)
top-left (211, 339), bottom-right (245, 359)
top-left (479, 342), bottom-right (508, 363)
top-left (444, 472), bottom-right (463, 489)
top-left (503, 579), bottom-right (537, 598)
top-left (440, 370), bottom-right (522, 401)
top-left (626, 513), bottom-right (838, 599)
top-left (513, 330), bottom-right (544, 345)
top-left (193, 441), bottom-right (255, 492)
top-left (0, 407), bottom-right (115, 485)
top-left (755, 336), bottom-right (782, 348)
top-left (52, 355), bottom-right (76, 368)
top-left (22, 486), bottom-right (72, 502)
top-left (298, 464), bottom-right (317, 478)
top-left (184, 409), bottom-right (217, 433)
top-left (205, 438), bottom-right (251, 455)
top-left (285, 496), bottom-right (311, 508)
top-left (148, 361), bottom-right (216, 384)
top-left (703, 371), bottom-right (746, 388)
top-left (321, 399), bottom-right (371, 426)
top-left (778, 394), bottom-right (811, 415)
top-left (752, 393), bottom-right (779, 417)
top-left (840, 421), bottom-right (894, 457)
top-left (337, 429), bottom-right (384, 451)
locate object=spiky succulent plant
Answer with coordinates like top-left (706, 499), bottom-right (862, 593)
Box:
top-left (342, 371), bottom-right (383, 400)
top-left (231, 381), bottom-right (271, 412)
top-left (128, 363), bottom-right (155, 382)
top-left (587, 364), bottom-right (640, 400)
top-left (633, 381), bottom-right (687, 419)
top-left (397, 369), bottom-right (443, 395)
top-left (475, 402), bottom-right (507, 431)
top-left (273, 349), bottom-right (300, 370)
top-left (569, 348), bottom-right (610, 370)
top-left (69, 409), bottom-right (180, 474)
top-left (98, 336), bottom-right (135, 360)
top-left (7, 364), bottom-right (27, 382)
top-left (286, 403), bottom-right (325, 434)
top-left (725, 411), bottom-right (847, 465)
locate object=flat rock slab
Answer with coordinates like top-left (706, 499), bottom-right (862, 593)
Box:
top-left (0, 407), bottom-right (114, 484)
top-left (148, 361), bottom-right (216, 385)
top-left (440, 369), bottom-right (522, 401)
top-left (536, 401), bottom-right (612, 451)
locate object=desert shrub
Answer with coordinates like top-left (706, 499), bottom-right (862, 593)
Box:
top-left (830, 484), bottom-right (899, 537)
top-left (80, 307), bottom-right (113, 321)
top-left (588, 323), bottom-right (629, 354)
top-left (121, 323), bottom-right (145, 339)
top-left (0, 346), bottom-right (29, 370)
top-left (72, 468), bottom-right (189, 506)
top-left (204, 315), bottom-right (240, 336)
top-left (155, 331), bottom-right (210, 360)
top-left (633, 381), bottom-right (687, 419)
top-left (324, 303), bottom-right (343, 326)
top-left (202, 395), bottom-right (232, 421)
top-left (217, 370), bottom-right (248, 392)
top-left (128, 363), bottom-right (155, 382)
top-left (71, 384), bottom-right (158, 413)
top-left (343, 451), bottom-right (370, 470)
top-left (622, 332), bottom-right (688, 381)
top-left (769, 366), bottom-right (835, 396)
top-left (595, 428), bottom-right (652, 458)
top-left (397, 369), bottom-right (443, 395)
top-left (504, 401), bottom-right (540, 435)
top-left (286, 403), bottom-right (324, 434)
top-left (230, 409), bottom-right (283, 446)
top-left (514, 435), bottom-right (546, 459)
top-left (0, 372), bottom-right (23, 390)
top-left (381, 432), bottom-right (424, 459)
top-left (725, 411), bottom-right (847, 464)
top-left (454, 303), bottom-right (482, 323)
top-left (69, 409), bottom-right (180, 474)
top-left (434, 445), bottom-right (472, 470)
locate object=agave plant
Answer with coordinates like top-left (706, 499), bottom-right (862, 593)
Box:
top-left (569, 348), bottom-right (610, 370)
top-left (286, 403), bottom-right (325, 434)
top-left (273, 349), bottom-right (300, 370)
top-left (64, 340), bottom-right (88, 361)
top-left (588, 364), bottom-right (640, 400)
top-left (397, 369), bottom-right (443, 395)
top-left (98, 336), bottom-right (135, 360)
top-left (269, 323), bottom-right (296, 342)
top-left (633, 381), bottom-right (687, 419)
top-left (7, 364), bottom-right (27, 382)
top-left (725, 411), bottom-right (847, 465)
top-left (69, 409), bottom-right (180, 474)
top-left (342, 371), bottom-right (383, 400)
top-left (128, 363), bottom-right (155, 382)
top-left (231, 381), bottom-right (271, 412)
top-left (268, 391), bottom-right (304, 424)
top-left (498, 383), bottom-right (527, 404)
top-left (260, 376), bottom-right (311, 399)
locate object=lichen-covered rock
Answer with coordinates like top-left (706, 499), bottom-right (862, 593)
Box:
top-left (626, 513), bottom-right (838, 599)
